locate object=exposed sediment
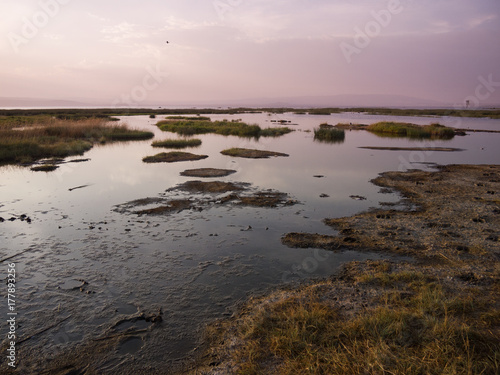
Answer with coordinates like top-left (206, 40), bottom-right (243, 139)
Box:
top-left (186, 164), bottom-right (500, 374)
top-left (283, 164), bottom-right (500, 263)
top-left (180, 168), bottom-right (237, 178)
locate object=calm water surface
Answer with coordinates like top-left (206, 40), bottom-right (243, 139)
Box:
top-left (0, 112), bottom-right (498, 371)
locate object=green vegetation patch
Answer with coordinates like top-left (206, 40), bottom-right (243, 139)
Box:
top-left (157, 119), bottom-right (293, 138)
top-left (314, 127), bottom-right (346, 143)
top-left (366, 122), bottom-right (456, 139)
top-left (152, 138), bottom-right (202, 149)
top-left (0, 117), bottom-right (153, 165)
top-left (164, 116), bottom-right (211, 121)
top-left (142, 152), bottom-right (208, 163)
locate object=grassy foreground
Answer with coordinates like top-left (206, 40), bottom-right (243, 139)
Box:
top-left (157, 118), bottom-right (293, 138)
top-left (197, 262), bottom-right (498, 375)
top-left (0, 116), bottom-right (153, 165)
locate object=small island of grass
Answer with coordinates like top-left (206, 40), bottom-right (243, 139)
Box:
top-left (314, 127), bottom-right (346, 143)
top-left (152, 138), bottom-right (202, 149)
top-left (157, 118), bottom-right (293, 138)
top-left (180, 168), bottom-right (237, 178)
top-left (366, 122), bottom-right (456, 139)
top-left (30, 164), bottom-right (59, 172)
top-left (142, 151), bottom-right (208, 163)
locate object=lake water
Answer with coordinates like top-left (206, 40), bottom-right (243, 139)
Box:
top-left (1, 112), bottom-right (499, 372)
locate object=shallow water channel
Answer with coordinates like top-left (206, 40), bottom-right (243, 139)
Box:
top-left (1, 112), bottom-right (499, 372)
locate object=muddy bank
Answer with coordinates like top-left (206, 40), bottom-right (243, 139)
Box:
top-left (180, 168), bottom-right (237, 178)
top-left (283, 164), bottom-right (500, 263)
top-left (115, 180), bottom-right (298, 215)
top-left (142, 152), bottom-right (208, 163)
top-left (220, 148), bottom-right (289, 159)
top-left (185, 164), bottom-right (500, 374)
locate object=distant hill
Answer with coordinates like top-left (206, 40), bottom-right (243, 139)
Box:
top-left (0, 97), bottom-right (91, 108)
top-left (211, 94), bottom-right (452, 109)
top-left (2, 94), bottom-right (493, 109)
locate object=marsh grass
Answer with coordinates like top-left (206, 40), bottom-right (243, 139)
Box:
top-left (314, 127), bottom-right (346, 143)
top-left (0, 117), bottom-right (153, 164)
top-left (157, 119), bottom-right (293, 138)
top-left (221, 268), bottom-right (499, 375)
top-left (152, 138), bottom-right (202, 149)
top-left (367, 122), bottom-right (456, 139)
top-left (164, 115), bottom-right (211, 121)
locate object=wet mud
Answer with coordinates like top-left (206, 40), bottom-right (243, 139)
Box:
top-left (220, 148), bottom-right (289, 159)
top-left (142, 152), bottom-right (209, 163)
top-left (180, 169), bottom-right (237, 178)
top-left (186, 164), bottom-right (500, 374)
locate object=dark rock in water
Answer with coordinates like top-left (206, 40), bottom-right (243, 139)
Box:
top-left (0, 217), bottom-right (4, 222)
top-left (349, 195), bottom-right (367, 201)
top-left (313, 175), bottom-right (325, 178)
top-left (8, 217), bottom-right (16, 222)
top-left (26, 217), bottom-right (32, 223)
top-left (320, 193), bottom-right (330, 198)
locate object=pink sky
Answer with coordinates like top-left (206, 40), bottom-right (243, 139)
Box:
top-left (1, 0), bottom-right (499, 106)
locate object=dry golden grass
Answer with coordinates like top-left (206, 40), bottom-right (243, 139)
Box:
top-left (198, 266), bottom-right (499, 375)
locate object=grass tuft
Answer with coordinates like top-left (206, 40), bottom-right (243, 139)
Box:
top-left (314, 127), bottom-right (346, 143)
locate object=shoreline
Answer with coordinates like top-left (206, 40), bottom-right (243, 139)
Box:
top-left (185, 164), bottom-right (500, 374)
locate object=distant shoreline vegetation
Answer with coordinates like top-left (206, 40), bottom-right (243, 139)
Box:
top-left (0, 116), bottom-right (153, 165)
top-left (157, 118), bottom-right (293, 138)
top-left (1, 107), bottom-right (499, 119)
top-left (366, 122), bottom-right (456, 139)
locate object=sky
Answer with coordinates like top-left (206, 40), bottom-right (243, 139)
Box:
top-left (0, 0), bottom-right (499, 107)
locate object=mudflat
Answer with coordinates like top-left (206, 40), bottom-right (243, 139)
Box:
top-left (188, 164), bottom-right (500, 374)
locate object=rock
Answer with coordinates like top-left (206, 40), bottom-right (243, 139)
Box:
top-left (349, 195), bottom-right (367, 201)
top-left (320, 193), bottom-right (330, 198)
